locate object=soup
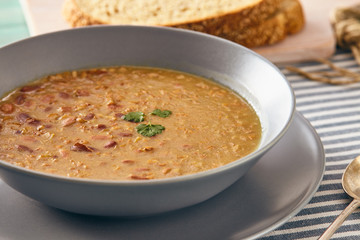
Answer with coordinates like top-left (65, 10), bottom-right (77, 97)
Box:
top-left (0, 66), bottom-right (261, 180)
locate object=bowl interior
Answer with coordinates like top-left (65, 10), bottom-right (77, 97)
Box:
top-left (0, 25), bottom-right (294, 170)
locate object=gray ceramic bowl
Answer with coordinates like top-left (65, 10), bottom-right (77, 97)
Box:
top-left (0, 26), bottom-right (295, 216)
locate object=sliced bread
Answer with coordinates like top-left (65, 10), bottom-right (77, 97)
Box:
top-left (63, 0), bottom-right (281, 27)
top-left (62, 0), bottom-right (304, 48)
top-left (227, 0), bottom-right (304, 48)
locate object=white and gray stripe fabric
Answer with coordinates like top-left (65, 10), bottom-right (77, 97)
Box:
top-left (261, 49), bottom-right (360, 239)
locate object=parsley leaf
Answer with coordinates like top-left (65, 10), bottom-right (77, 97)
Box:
top-left (136, 123), bottom-right (165, 137)
top-left (122, 112), bottom-right (144, 123)
top-left (151, 109), bottom-right (172, 118)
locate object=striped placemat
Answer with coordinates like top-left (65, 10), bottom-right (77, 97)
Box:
top-left (261, 50), bottom-right (360, 239)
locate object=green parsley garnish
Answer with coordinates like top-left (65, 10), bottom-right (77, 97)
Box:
top-left (151, 109), bottom-right (172, 118)
top-left (136, 123), bottom-right (165, 137)
top-left (122, 111), bottom-right (144, 123)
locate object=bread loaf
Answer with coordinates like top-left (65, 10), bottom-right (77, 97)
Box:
top-left (62, 0), bottom-right (304, 48)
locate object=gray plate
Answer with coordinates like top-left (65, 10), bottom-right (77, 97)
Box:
top-left (0, 111), bottom-right (325, 240)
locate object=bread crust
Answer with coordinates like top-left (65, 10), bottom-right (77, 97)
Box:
top-left (62, 0), bottom-right (304, 48)
top-left (173, 0), bottom-right (281, 35)
top-left (225, 0), bottom-right (305, 47)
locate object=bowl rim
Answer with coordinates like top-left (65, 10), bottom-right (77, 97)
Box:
top-left (0, 25), bottom-right (296, 186)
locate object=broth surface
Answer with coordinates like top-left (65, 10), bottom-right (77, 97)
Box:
top-left (0, 66), bottom-right (261, 180)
